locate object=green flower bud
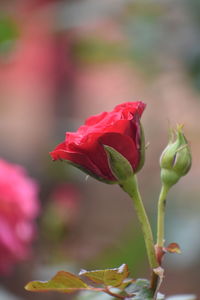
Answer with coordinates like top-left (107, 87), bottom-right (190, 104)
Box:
top-left (160, 125), bottom-right (192, 188)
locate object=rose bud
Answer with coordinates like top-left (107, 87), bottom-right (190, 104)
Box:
top-left (160, 125), bottom-right (192, 188)
top-left (50, 101), bottom-right (146, 183)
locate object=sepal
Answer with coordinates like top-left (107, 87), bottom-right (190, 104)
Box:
top-left (104, 145), bottom-right (134, 182)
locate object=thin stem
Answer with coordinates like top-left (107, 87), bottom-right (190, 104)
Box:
top-left (156, 185), bottom-right (169, 248)
top-left (150, 185), bottom-right (170, 296)
top-left (150, 271), bottom-right (159, 296)
top-left (120, 175), bottom-right (159, 270)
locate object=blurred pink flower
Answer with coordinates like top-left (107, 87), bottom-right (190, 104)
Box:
top-left (0, 159), bottom-right (40, 274)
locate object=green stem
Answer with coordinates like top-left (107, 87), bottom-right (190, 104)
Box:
top-left (120, 175), bottom-right (158, 270)
top-left (150, 185), bottom-right (170, 295)
top-left (157, 185), bottom-right (169, 248)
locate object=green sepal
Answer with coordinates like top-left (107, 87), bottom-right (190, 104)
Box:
top-left (103, 145), bottom-right (134, 182)
top-left (135, 122), bottom-right (145, 173)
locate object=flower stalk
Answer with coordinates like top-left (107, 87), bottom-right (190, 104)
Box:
top-left (156, 184), bottom-right (169, 248)
top-left (149, 184), bottom-right (170, 296)
top-left (120, 175), bottom-right (159, 270)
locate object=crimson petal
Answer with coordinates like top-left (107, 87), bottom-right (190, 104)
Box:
top-left (50, 142), bottom-right (111, 181)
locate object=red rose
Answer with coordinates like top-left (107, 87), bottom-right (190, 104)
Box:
top-left (50, 101), bottom-right (146, 183)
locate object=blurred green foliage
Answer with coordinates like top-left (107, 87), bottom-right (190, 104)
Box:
top-left (88, 226), bottom-right (146, 278)
top-left (73, 38), bottom-right (127, 64)
top-left (123, 2), bottom-right (163, 71)
top-left (0, 15), bottom-right (19, 55)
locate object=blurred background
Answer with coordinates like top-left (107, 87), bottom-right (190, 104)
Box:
top-left (0, 0), bottom-right (200, 299)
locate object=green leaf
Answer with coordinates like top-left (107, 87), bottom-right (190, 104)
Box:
top-left (79, 264), bottom-right (129, 287)
top-left (117, 278), bottom-right (134, 290)
top-left (125, 279), bottom-right (153, 300)
top-left (25, 271), bottom-right (89, 293)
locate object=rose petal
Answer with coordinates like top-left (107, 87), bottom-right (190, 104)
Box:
top-left (99, 132), bottom-right (139, 171)
top-left (50, 142), bottom-right (107, 179)
top-left (114, 101), bottom-right (146, 118)
top-left (70, 132), bottom-right (139, 179)
top-left (85, 111), bottom-right (108, 126)
top-left (102, 119), bottom-right (138, 142)
top-left (50, 142), bottom-right (67, 160)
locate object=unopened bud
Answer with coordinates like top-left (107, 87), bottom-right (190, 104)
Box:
top-left (160, 125), bottom-right (192, 188)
